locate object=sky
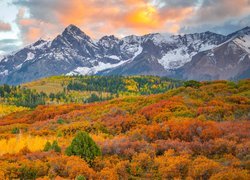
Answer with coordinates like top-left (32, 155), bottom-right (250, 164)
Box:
top-left (0, 0), bottom-right (249, 55)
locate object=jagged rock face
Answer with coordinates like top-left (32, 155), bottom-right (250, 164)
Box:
top-left (0, 25), bottom-right (126, 84)
top-left (101, 27), bottom-right (250, 80)
top-left (99, 31), bottom-right (228, 76)
top-left (0, 25), bottom-right (249, 84)
top-left (178, 42), bottom-right (250, 80)
top-left (177, 27), bottom-right (250, 81)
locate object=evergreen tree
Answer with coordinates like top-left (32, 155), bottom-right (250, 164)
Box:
top-left (51, 140), bottom-right (61, 152)
top-left (43, 140), bottom-right (61, 152)
top-left (65, 131), bottom-right (101, 163)
top-left (43, 141), bottom-right (51, 152)
top-left (184, 80), bottom-right (201, 88)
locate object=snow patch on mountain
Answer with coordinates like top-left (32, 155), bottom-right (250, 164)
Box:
top-left (132, 46), bottom-right (143, 59)
top-left (144, 33), bottom-right (176, 46)
top-left (0, 56), bottom-right (4, 62)
top-left (67, 60), bottom-right (128, 75)
top-left (238, 53), bottom-right (248, 63)
top-left (233, 34), bottom-right (250, 53)
top-left (0, 70), bottom-right (8, 76)
top-left (25, 52), bottom-right (35, 62)
top-left (67, 67), bottom-right (90, 75)
top-left (15, 63), bottom-right (23, 70)
top-left (1, 25), bottom-right (249, 84)
top-left (106, 55), bottom-right (120, 60)
top-left (120, 35), bottom-right (142, 56)
top-left (158, 48), bottom-right (194, 70)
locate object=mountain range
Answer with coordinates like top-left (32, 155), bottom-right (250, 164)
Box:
top-left (0, 25), bottom-right (249, 85)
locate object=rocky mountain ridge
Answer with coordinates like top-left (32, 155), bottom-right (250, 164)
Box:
top-left (0, 25), bottom-right (249, 84)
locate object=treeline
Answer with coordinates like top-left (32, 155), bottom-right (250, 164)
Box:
top-left (0, 76), bottom-right (183, 108)
top-left (67, 75), bottom-right (183, 95)
top-left (0, 85), bottom-right (46, 108)
top-left (48, 91), bottom-right (114, 104)
top-left (0, 84), bottom-right (112, 108)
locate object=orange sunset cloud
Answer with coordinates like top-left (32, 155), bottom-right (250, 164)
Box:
top-left (0, 21), bottom-right (12, 31)
top-left (26, 27), bottom-right (42, 42)
top-left (126, 6), bottom-right (159, 28)
top-left (12, 0), bottom-right (249, 44)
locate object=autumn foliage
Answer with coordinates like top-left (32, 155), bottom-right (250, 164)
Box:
top-left (0, 79), bottom-right (249, 179)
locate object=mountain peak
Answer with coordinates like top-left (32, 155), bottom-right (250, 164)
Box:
top-left (57, 24), bottom-right (94, 45)
top-left (33, 39), bottom-right (47, 46)
top-left (203, 31), bottom-right (219, 35)
top-left (65, 24), bottom-right (81, 32)
top-left (99, 35), bottom-right (120, 43)
top-left (1, 25), bottom-right (249, 84)
top-left (62, 24), bottom-right (90, 38)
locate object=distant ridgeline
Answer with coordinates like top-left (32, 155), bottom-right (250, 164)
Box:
top-left (0, 75), bottom-right (183, 108)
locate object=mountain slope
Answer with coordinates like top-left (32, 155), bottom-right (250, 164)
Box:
top-left (100, 31), bottom-right (227, 76)
top-left (0, 25), bottom-right (249, 84)
top-left (0, 25), bottom-right (129, 84)
top-left (177, 27), bottom-right (250, 80)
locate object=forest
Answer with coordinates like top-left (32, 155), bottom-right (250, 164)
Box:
top-left (66, 75), bottom-right (182, 95)
top-left (0, 77), bottom-right (249, 179)
top-left (0, 75), bottom-right (182, 109)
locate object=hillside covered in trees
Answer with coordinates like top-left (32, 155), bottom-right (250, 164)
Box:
top-left (0, 75), bottom-right (182, 110)
top-left (0, 78), bottom-right (249, 179)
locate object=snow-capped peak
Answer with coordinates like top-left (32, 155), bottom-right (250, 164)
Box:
top-left (29, 39), bottom-right (50, 50)
top-left (98, 35), bottom-right (120, 49)
top-left (64, 24), bottom-right (87, 36)
top-left (60, 24), bottom-right (93, 44)
top-left (1, 25), bottom-right (249, 84)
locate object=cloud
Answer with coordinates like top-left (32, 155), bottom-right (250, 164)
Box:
top-left (0, 38), bottom-right (21, 54)
top-left (9, 0), bottom-right (250, 46)
top-left (15, 8), bottom-right (59, 43)
top-left (0, 39), bottom-right (19, 44)
top-left (186, 0), bottom-right (250, 25)
top-left (13, 0), bottom-right (196, 42)
top-left (0, 21), bottom-right (11, 31)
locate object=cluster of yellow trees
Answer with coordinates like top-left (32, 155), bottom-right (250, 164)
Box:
top-left (0, 135), bottom-right (52, 155)
top-left (0, 104), bottom-right (29, 117)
